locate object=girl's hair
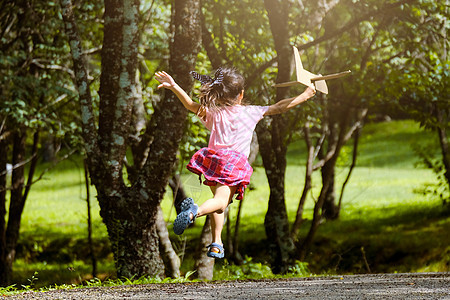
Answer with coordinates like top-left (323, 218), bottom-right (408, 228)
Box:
top-left (197, 67), bottom-right (245, 110)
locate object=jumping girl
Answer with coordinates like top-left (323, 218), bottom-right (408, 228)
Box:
top-left (155, 67), bottom-right (315, 258)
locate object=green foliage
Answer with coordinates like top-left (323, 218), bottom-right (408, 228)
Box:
top-left (21, 272), bottom-right (39, 291)
top-left (0, 272), bottom-right (40, 296)
top-left (287, 261), bottom-right (311, 277)
top-left (0, 284), bottom-right (20, 297)
top-left (213, 258), bottom-right (310, 280)
top-left (214, 257), bottom-right (273, 280)
top-left (0, 0), bottom-right (103, 150)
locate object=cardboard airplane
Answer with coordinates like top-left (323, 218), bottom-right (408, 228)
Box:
top-left (273, 46), bottom-right (351, 94)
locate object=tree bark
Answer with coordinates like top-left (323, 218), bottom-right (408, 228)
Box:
top-left (98, 0), bottom-right (166, 278)
top-left (320, 106), bottom-right (344, 221)
top-left (60, 0), bottom-right (100, 175)
top-left (96, 189), bottom-right (165, 277)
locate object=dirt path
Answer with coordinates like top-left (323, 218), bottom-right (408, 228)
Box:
top-left (9, 272), bottom-right (450, 299)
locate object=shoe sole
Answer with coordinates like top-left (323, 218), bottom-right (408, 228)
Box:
top-left (180, 197), bottom-right (194, 212)
top-left (173, 203), bottom-right (198, 235)
top-left (173, 211), bottom-right (188, 235)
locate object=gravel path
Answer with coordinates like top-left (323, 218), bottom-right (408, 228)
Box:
top-left (7, 272), bottom-right (450, 299)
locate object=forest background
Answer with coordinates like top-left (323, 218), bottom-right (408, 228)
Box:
top-left (0, 0), bottom-right (448, 289)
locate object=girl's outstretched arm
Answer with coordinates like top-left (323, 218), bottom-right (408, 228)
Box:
top-left (155, 71), bottom-right (201, 114)
top-left (264, 85), bottom-right (316, 116)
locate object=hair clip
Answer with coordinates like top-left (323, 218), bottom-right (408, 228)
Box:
top-left (211, 68), bottom-right (224, 86)
top-left (190, 71), bottom-right (213, 85)
top-left (190, 68), bottom-right (223, 87)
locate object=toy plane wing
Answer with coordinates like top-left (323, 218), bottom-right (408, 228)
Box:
top-left (273, 46), bottom-right (351, 94)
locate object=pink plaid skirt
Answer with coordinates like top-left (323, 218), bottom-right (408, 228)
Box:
top-left (187, 147), bottom-right (253, 200)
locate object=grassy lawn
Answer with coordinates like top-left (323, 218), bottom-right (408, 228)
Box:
top-left (10, 120), bottom-right (450, 287)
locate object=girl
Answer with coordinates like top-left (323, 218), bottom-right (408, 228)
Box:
top-left (155, 67), bottom-right (315, 258)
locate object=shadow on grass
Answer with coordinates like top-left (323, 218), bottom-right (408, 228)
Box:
top-left (11, 259), bottom-right (116, 289)
top-left (12, 229), bottom-right (114, 288)
top-left (297, 202), bottom-right (450, 274)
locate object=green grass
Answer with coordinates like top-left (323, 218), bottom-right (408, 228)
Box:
top-left (9, 120), bottom-right (450, 288)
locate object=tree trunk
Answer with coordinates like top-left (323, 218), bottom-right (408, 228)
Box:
top-left (156, 206), bottom-right (180, 278)
top-left (84, 160), bottom-right (97, 278)
top-left (0, 138), bottom-right (8, 286)
top-left (321, 107), bottom-right (368, 220)
top-left (169, 174), bottom-right (188, 215)
top-left (4, 130), bottom-right (26, 284)
top-left (62, 0), bottom-right (163, 278)
top-left (194, 216), bottom-right (214, 280)
top-left (63, 0), bottom-right (201, 278)
top-left (257, 116), bottom-right (294, 273)
top-left (321, 155), bottom-right (339, 220)
top-left (299, 178), bottom-right (331, 260)
top-left (338, 126), bottom-right (361, 211)
top-left (200, 7), bottom-right (224, 68)
top-left (299, 108), bottom-right (367, 256)
top-left (291, 123), bottom-right (315, 239)
top-left (320, 111), bottom-right (341, 220)
top-left (228, 132), bottom-right (258, 264)
top-left (231, 199), bottom-right (244, 264)
top-left (96, 0), bottom-right (165, 278)
top-left (97, 188), bottom-right (165, 277)
top-left (434, 104), bottom-right (450, 196)
top-left (135, 0), bottom-right (201, 275)
top-left (60, 0), bottom-right (100, 173)
top-left (257, 0), bottom-right (295, 274)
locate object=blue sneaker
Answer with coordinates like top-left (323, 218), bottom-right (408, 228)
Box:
top-left (173, 201), bottom-right (198, 235)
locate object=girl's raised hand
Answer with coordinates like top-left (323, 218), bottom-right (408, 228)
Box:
top-left (155, 71), bottom-right (176, 89)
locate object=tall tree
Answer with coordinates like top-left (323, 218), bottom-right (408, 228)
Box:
top-left (381, 0), bottom-right (449, 201)
top-left (0, 0), bottom-right (78, 285)
top-left (61, 0), bottom-right (201, 278)
top-left (257, 0), bottom-right (345, 273)
top-left (254, 0), bottom-right (295, 274)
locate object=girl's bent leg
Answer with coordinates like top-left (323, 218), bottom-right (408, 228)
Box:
top-left (196, 184), bottom-right (237, 217)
